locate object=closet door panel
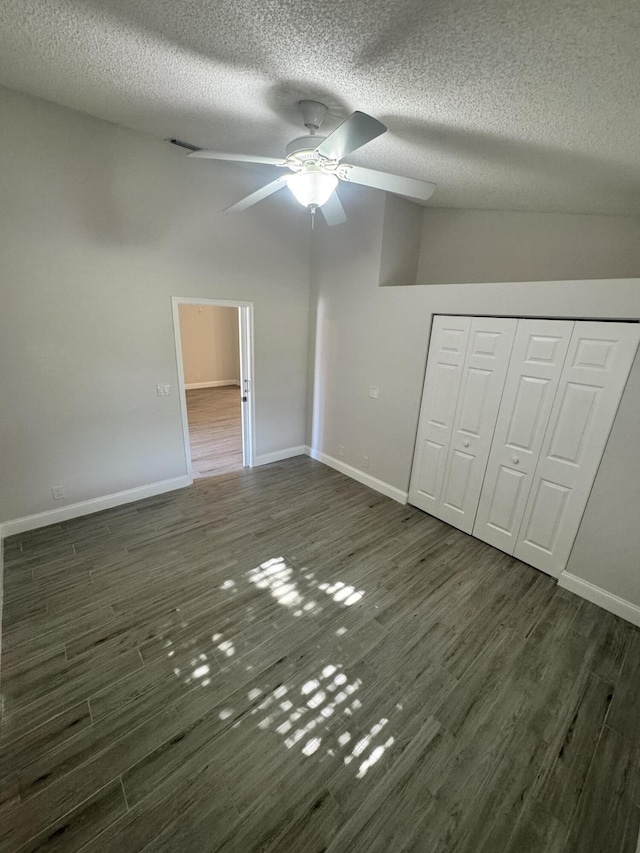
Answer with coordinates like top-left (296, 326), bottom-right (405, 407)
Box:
top-left (438, 317), bottom-right (517, 533)
top-left (408, 316), bottom-right (471, 513)
top-left (473, 320), bottom-right (573, 553)
top-left (515, 322), bottom-right (640, 577)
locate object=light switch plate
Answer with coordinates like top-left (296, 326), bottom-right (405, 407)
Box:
top-left (156, 384), bottom-right (171, 396)
top-left (369, 386), bottom-right (379, 399)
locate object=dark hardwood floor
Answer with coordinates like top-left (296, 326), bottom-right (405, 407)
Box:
top-left (186, 386), bottom-right (242, 478)
top-left (1, 457), bottom-right (639, 852)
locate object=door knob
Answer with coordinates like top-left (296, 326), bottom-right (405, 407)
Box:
top-left (463, 440), bottom-right (470, 448)
top-left (512, 456), bottom-right (520, 465)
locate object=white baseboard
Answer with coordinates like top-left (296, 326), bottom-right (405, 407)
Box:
top-left (185, 380), bottom-right (240, 389)
top-left (307, 448), bottom-right (408, 505)
top-left (0, 476), bottom-right (193, 539)
top-left (558, 571), bottom-right (640, 628)
top-left (253, 446), bottom-right (308, 467)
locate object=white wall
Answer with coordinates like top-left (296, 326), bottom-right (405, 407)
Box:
top-left (178, 304), bottom-right (240, 386)
top-left (417, 208), bottom-right (640, 285)
top-left (378, 195), bottom-right (423, 287)
top-left (309, 188), bottom-right (431, 490)
top-left (309, 189), bottom-right (640, 620)
top-left (0, 86), bottom-right (310, 524)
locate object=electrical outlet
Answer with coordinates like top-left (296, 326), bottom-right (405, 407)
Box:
top-left (369, 386), bottom-right (379, 399)
top-left (338, 445), bottom-right (345, 457)
top-left (156, 384), bottom-right (171, 396)
top-left (363, 455), bottom-right (370, 468)
top-left (52, 486), bottom-right (65, 500)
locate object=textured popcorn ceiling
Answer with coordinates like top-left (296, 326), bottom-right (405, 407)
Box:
top-left (1, 0), bottom-right (639, 215)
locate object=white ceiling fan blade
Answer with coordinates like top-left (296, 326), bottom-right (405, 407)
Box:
top-left (225, 177), bottom-right (288, 212)
top-left (188, 150), bottom-right (287, 166)
top-left (320, 192), bottom-right (347, 226)
top-left (340, 165), bottom-right (436, 201)
top-left (315, 112), bottom-right (387, 162)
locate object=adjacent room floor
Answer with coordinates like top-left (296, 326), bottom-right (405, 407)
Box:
top-left (186, 385), bottom-right (242, 478)
top-left (1, 457), bottom-right (639, 852)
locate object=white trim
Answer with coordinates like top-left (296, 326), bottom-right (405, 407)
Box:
top-left (172, 299), bottom-right (196, 480)
top-left (184, 380), bottom-right (241, 389)
top-left (173, 296), bottom-right (254, 309)
top-left (238, 304), bottom-right (256, 468)
top-left (558, 571), bottom-right (640, 629)
top-left (0, 476), bottom-right (192, 539)
top-left (171, 297), bottom-right (256, 473)
top-left (253, 446), bottom-right (308, 467)
top-left (307, 448), bottom-right (408, 504)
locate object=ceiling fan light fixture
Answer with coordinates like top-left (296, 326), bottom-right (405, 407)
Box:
top-left (286, 170), bottom-right (338, 208)
top-left (191, 104), bottom-right (435, 221)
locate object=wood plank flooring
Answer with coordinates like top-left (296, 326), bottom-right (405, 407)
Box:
top-left (186, 386), bottom-right (242, 478)
top-left (1, 456), bottom-right (639, 852)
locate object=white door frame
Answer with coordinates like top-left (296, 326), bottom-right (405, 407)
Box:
top-left (171, 296), bottom-right (256, 475)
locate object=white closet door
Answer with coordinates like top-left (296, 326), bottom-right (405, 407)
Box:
top-left (473, 320), bottom-right (574, 553)
top-left (514, 322), bottom-right (640, 577)
top-left (408, 316), bottom-right (471, 514)
top-left (436, 317), bottom-right (517, 533)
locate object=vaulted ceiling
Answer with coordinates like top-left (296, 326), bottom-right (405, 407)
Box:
top-left (1, 0), bottom-right (639, 215)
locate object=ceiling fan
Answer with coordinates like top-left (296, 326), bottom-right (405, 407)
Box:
top-left (188, 100), bottom-right (437, 225)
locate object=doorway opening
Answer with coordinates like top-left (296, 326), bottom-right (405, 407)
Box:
top-left (172, 297), bottom-right (255, 479)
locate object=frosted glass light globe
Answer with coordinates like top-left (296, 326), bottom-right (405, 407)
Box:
top-left (287, 170), bottom-right (338, 208)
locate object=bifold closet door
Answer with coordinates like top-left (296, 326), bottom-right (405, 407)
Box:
top-left (409, 315), bottom-right (516, 533)
top-left (514, 321), bottom-right (640, 577)
top-left (473, 320), bottom-right (574, 554)
top-left (409, 316), bottom-right (471, 517)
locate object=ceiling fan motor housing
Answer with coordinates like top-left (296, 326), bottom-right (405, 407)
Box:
top-left (285, 135), bottom-right (327, 162)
